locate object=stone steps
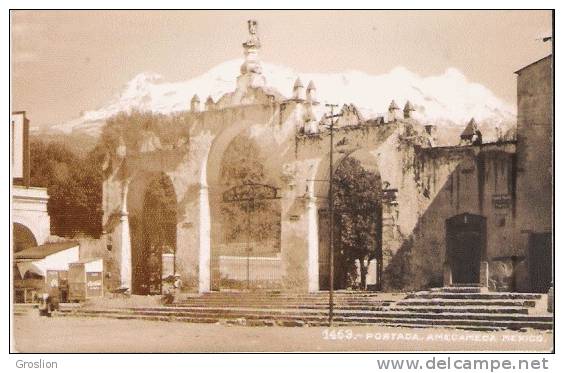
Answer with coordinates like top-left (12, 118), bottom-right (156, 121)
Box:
top-left (175, 303), bottom-right (389, 310)
top-left (387, 306), bottom-right (529, 314)
top-left (13, 304), bottom-right (36, 316)
top-left (57, 307), bottom-right (553, 331)
top-left (430, 286), bottom-right (483, 293)
top-left (180, 292), bottom-right (393, 309)
top-left (407, 292), bottom-right (542, 300)
top-left (387, 287), bottom-right (550, 330)
top-left (396, 299), bottom-right (536, 307)
top-left (53, 288), bottom-right (552, 331)
top-left (189, 298), bottom-right (387, 304)
top-left (106, 304), bottom-right (533, 316)
top-left (195, 295), bottom-right (387, 302)
top-left (59, 306), bottom-right (551, 322)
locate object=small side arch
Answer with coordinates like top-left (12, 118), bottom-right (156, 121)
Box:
top-left (13, 222), bottom-right (38, 253)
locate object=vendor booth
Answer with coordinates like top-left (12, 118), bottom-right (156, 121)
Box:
top-left (68, 258), bottom-right (104, 302)
top-left (14, 241), bottom-right (79, 303)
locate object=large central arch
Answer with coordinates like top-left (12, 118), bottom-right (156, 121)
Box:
top-left (208, 132), bottom-right (282, 290)
top-left (313, 147), bottom-right (383, 291)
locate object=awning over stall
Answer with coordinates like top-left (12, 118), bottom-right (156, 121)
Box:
top-left (15, 241), bottom-right (79, 278)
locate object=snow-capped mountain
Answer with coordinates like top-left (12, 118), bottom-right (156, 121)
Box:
top-left (49, 59), bottom-right (516, 139)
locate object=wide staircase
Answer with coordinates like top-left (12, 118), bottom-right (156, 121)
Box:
top-left (55, 291), bottom-right (395, 327)
top-left (51, 285), bottom-right (553, 331)
top-left (383, 285), bottom-right (552, 330)
top-left (13, 303), bottom-right (36, 317)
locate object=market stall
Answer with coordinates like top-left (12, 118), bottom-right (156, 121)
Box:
top-left (14, 241), bottom-right (79, 303)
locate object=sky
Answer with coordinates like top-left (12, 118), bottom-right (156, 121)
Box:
top-left (11, 10), bottom-right (552, 130)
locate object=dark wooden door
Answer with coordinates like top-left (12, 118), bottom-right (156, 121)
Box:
top-left (528, 232), bottom-right (552, 293)
top-left (449, 231), bottom-right (481, 284)
top-left (446, 214), bottom-right (486, 285)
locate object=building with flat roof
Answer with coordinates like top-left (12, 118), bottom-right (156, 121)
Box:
top-left (11, 111), bottom-right (51, 252)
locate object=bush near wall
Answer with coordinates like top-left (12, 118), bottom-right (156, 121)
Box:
top-left (30, 139), bottom-right (104, 238)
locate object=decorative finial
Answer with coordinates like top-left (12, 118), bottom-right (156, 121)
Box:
top-left (205, 96), bottom-right (215, 111)
top-left (460, 118), bottom-right (482, 145)
top-left (190, 94), bottom-right (200, 112)
top-left (293, 77), bottom-right (305, 100)
top-left (403, 100), bottom-right (415, 119)
top-left (243, 19), bottom-right (261, 49)
top-left (388, 100), bottom-right (400, 122)
top-left (240, 20), bottom-right (263, 76)
top-left (306, 81), bottom-right (317, 103)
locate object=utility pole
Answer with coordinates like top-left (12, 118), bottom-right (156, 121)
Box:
top-left (326, 103), bottom-right (340, 326)
top-left (246, 198), bottom-right (253, 290)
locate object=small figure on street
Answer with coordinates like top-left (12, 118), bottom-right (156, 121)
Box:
top-left (38, 288), bottom-right (60, 317)
top-left (161, 273), bottom-right (182, 305)
top-left (173, 274), bottom-right (182, 291)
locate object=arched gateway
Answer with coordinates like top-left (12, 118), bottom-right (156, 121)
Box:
top-left (101, 20), bottom-right (525, 294)
top-left (128, 172), bottom-right (177, 295)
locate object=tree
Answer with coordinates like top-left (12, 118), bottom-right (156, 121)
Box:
top-left (29, 139), bottom-right (103, 238)
top-left (333, 157), bottom-right (382, 290)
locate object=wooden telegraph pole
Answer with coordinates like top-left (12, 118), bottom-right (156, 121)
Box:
top-left (326, 103), bottom-right (340, 326)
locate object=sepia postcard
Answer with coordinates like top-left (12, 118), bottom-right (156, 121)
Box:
top-left (10, 9), bottom-right (554, 355)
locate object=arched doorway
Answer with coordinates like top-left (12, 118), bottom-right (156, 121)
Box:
top-left (130, 173), bottom-right (177, 295)
top-left (211, 134), bottom-right (282, 290)
top-left (445, 213), bottom-right (486, 284)
top-left (13, 222), bottom-right (38, 253)
top-left (13, 222), bottom-right (38, 282)
top-left (318, 154), bottom-right (383, 291)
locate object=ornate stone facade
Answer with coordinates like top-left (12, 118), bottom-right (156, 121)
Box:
top-left (101, 22), bottom-right (551, 294)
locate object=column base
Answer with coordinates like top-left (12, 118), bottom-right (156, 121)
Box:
top-left (443, 262), bottom-right (453, 287)
top-left (479, 261), bottom-right (489, 291)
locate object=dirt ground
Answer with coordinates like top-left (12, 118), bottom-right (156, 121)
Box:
top-left (12, 314), bottom-right (553, 353)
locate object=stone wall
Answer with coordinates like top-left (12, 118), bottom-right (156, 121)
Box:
top-left (383, 142), bottom-right (520, 291)
top-left (515, 56), bottom-right (553, 253)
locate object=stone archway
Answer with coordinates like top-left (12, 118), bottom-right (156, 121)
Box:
top-left (313, 148), bottom-right (383, 291)
top-left (13, 222), bottom-right (39, 284)
top-left (128, 172), bottom-right (177, 295)
top-left (13, 222), bottom-right (38, 253)
top-left (209, 133), bottom-right (282, 290)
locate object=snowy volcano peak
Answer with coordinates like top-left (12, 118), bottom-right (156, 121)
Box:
top-left (50, 59), bottom-right (516, 137)
top-left (120, 72), bottom-right (165, 98)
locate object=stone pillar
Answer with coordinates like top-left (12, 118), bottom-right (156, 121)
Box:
top-left (198, 183), bottom-right (211, 293)
top-left (119, 180), bottom-right (132, 290)
top-left (548, 284), bottom-right (554, 313)
top-left (307, 195), bottom-right (319, 293)
top-left (480, 261), bottom-right (489, 290)
top-left (443, 262), bottom-right (452, 287)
